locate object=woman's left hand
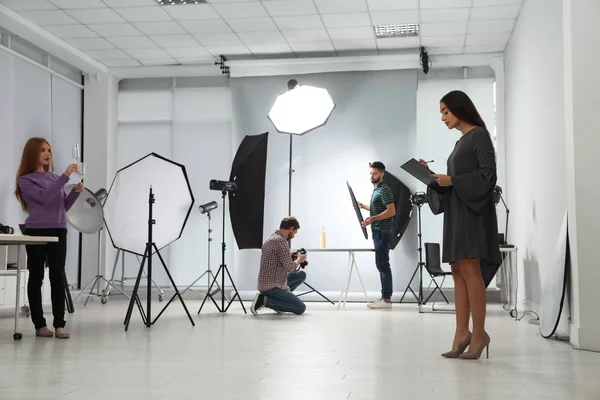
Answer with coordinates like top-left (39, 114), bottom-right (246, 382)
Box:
top-left (432, 174), bottom-right (453, 187)
top-left (74, 182), bottom-right (84, 192)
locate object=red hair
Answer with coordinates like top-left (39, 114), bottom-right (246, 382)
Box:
top-left (15, 137), bottom-right (54, 212)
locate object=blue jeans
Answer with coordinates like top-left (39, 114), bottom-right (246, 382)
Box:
top-left (260, 270), bottom-right (307, 315)
top-left (373, 230), bottom-right (392, 299)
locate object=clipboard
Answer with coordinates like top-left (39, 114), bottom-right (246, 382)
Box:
top-left (401, 158), bottom-right (437, 186)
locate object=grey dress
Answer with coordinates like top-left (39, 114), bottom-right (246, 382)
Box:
top-left (427, 126), bottom-right (501, 286)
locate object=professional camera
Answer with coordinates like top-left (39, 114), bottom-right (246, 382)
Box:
top-left (0, 223), bottom-right (14, 234)
top-left (292, 248), bottom-right (309, 269)
top-left (410, 192), bottom-right (428, 206)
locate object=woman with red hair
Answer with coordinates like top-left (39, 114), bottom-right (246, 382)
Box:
top-left (15, 137), bottom-right (83, 339)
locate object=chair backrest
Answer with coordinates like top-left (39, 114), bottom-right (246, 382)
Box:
top-left (424, 243), bottom-right (446, 275)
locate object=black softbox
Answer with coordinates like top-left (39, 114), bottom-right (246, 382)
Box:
top-left (229, 132), bottom-right (269, 249)
top-left (383, 171), bottom-right (413, 250)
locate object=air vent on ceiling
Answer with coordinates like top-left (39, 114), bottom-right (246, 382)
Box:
top-left (374, 24), bottom-right (419, 39)
top-left (157, 0), bottom-right (206, 5)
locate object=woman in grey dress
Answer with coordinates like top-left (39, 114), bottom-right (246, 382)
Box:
top-left (419, 90), bottom-right (501, 360)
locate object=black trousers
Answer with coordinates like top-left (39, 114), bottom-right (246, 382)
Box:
top-left (24, 228), bottom-right (67, 330)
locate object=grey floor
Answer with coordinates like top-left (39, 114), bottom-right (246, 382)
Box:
top-left (0, 296), bottom-right (599, 400)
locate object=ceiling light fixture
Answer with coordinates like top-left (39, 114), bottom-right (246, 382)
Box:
top-left (374, 24), bottom-right (419, 39)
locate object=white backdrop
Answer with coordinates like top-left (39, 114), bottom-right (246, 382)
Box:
top-left (115, 86), bottom-right (233, 288)
top-left (416, 78), bottom-right (497, 288)
top-left (0, 48), bottom-right (82, 285)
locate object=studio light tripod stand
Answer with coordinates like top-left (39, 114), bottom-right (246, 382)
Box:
top-left (198, 190), bottom-right (246, 314)
top-left (123, 187), bottom-right (195, 330)
top-left (181, 209), bottom-right (227, 300)
top-left (399, 198), bottom-right (427, 307)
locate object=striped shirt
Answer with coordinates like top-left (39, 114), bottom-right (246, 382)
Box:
top-left (370, 182), bottom-right (394, 232)
top-left (258, 231), bottom-right (298, 292)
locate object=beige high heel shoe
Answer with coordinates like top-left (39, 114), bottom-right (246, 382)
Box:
top-left (459, 333), bottom-right (490, 360)
top-left (441, 332), bottom-right (472, 358)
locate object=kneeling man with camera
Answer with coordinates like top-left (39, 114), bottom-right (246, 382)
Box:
top-left (250, 217), bottom-right (307, 316)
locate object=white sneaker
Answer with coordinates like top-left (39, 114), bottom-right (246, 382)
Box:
top-left (250, 293), bottom-right (265, 316)
top-left (367, 299), bottom-right (392, 310)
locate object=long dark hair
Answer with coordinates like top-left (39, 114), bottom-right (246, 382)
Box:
top-left (15, 137), bottom-right (54, 212)
top-left (440, 90), bottom-right (487, 129)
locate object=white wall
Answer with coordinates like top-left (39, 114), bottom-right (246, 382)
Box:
top-left (112, 84), bottom-right (233, 289)
top-left (563, 0), bottom-right (600, 351)
top-left (417, 77), bottom-right (496, 288)
top-left (504, 0), bottom-right (568, 323)
top-left (231, 70), bottom-right (421, 300)
top-left (0, 45), bottom-right (82, 285)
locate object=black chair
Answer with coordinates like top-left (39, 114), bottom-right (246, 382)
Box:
top-left (422, 243), bottom-right (452, 309)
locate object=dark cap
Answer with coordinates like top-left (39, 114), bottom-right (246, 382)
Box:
top-left (369, 161), bottom-right (386, 171)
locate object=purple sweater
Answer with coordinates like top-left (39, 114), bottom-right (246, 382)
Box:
top-left (17, 172), bottom-right (80, 229)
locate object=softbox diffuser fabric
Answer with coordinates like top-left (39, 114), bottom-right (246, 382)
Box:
top-left (229, 132), bottom-right (269, 249)
top-left (383, 171), bottom-right (413, 250)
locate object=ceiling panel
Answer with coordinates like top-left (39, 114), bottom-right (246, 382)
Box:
top-left (49, 0), bottom-right (107, 9)
top-left (180, 20), bottom-right (232, 34)
top-left (107, 36), bottom-right (159, 49)
top-left (273, 15), bottom-right (324, 30)
top-left (314, 0), bottom-right (368, 14)
top-left (19, 10), bottom-right (79, 25)
top-left (367, 0), bottom-right (419, 11)
top-left (211, 3), bottom-right (268, 18)
top-left (0, 0), bottom-right (56, 11)
top-left (114, 7), bottom-right (172, 23)
top-left (87, 23), bottom-right (143, 37)
top-left (66, 9), bottom-right (126, 24)
top-left (2, 0), bottom-right (524, 67)
top-left (321, 13), bottom-right (372, 28)
top-left (370, 10), bottom-right (419, 26)
top-left (43, 24), bottom-right (99, 38)
top-left (470, 5), bottom-right (521, 20)
top-left (262, 0), bottom-right (318, 17)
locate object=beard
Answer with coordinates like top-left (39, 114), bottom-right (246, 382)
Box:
top-left (371, 177), bottom-right (381, 184)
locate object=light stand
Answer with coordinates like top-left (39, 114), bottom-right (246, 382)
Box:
top-left (124, 187), bottom-right (195, 330)
top-left (73, 227), bottom-right (128, 306)
top-left (399, 194), bottom-right (427, 307)
top-left (494, 186), bottom-right (512, 247)
top-left (181, 208), bottom-right (226, 299)
top-left (198, 190), bottom-right (247, 314)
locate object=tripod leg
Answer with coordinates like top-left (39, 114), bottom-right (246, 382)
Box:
top-left (222, 265), bottom-right (247, 314)
top-left (124, 247), bottom-right (148, 330)
top-left (398, 265), bottom-right (420, 303)
top-left (151, 245), bottom-right (195, 326)
top-left (302, 282), bottom-right (334, 305)
top-left (198, 266), bottom-right (221, 314)
top-left (103, 250), bottom-right (121, 299)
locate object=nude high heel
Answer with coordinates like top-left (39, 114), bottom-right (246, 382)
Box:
top-left (459, 333), bottom-right (490, 360)
top-left (441, 332), bottom-right (472, 358)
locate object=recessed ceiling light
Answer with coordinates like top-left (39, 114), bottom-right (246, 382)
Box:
top-left (157, 0), bottom-right (204, 4)
top-left (374, 24), bottom-right (419, 39)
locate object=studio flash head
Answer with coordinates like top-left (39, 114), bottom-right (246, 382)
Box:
top-left (199, 201), bottom-right (218, 214)
top-left (410, 192), bottom-right (428, 206)
top-left (210, 179), bottom-right (237, 192)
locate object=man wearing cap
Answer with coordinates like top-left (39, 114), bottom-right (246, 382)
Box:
top-left (358, 161), bottom-right (396, 309)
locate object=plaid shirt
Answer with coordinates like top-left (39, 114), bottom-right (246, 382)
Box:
top-left (258, 231), bottom-right (297, 292)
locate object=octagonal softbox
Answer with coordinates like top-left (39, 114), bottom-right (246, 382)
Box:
top-left (103, 153), bottom-right (195, 256)
top-left (383, 171), bottom-right (413, 250)
top-left (268, 85), bottom-right (335, 136)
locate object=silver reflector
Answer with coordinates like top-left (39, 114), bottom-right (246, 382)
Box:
top-left (103, 153), bottom-right (194, 256)
top-left (66, 186), bottom-right (105, 234)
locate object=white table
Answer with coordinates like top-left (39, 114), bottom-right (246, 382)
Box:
top-left (499, 246), bottom-right (518, 319)
top-left (0, 234), bottom-right (58, 340)
top-left (305, 249), bottom-right (374, 310)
